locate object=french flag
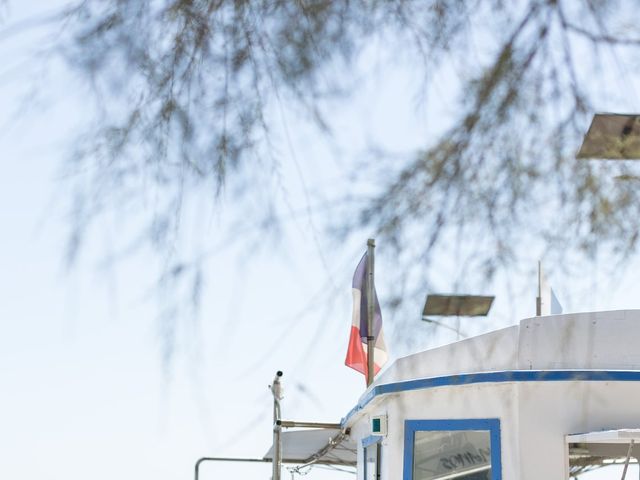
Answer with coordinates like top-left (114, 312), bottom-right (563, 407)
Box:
top-left (344, 252), bottom-right (388, 383)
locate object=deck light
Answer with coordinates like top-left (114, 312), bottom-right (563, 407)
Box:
top-left (577, 113), bottom-right (640, 159)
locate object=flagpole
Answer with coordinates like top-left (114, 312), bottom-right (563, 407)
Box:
top-left (366, 238), bottom-right (375, 387)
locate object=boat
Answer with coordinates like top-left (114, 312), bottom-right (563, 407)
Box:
top-left (256, 309), bottom-right (640, 479)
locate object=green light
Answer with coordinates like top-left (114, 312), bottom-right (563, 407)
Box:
top-left (372, 418), bottom-right (381, 433)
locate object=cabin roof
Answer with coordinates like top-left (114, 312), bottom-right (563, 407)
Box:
top-left (344, 310), bottom-right (640, 426)
top-left (377, 309), bottom-right (640, 386)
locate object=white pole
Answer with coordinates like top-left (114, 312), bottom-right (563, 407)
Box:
top-left (271, 371), bottom-right (283, 480)
top-left (366, 239), bottom-right (376, 387)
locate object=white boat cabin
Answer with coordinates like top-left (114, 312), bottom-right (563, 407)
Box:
top-left (266, 310), bottom-right (640, 479)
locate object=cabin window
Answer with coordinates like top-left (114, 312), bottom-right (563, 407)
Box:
top-left (566, 430), bottom-right (640, 478)
top-left (363, 436), bottom-right (382, 480)
top-left (403, 419), bottom-right (501, 480)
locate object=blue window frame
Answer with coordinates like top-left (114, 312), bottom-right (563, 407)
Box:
top-left (403, 419), bottom-right (502, 480)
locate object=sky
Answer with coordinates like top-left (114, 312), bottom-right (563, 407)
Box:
top-left (1, 2), bottom-right (640, 480)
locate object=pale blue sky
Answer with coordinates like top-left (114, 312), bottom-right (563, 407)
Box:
top-left (2, 2), bottom-right (640, 480)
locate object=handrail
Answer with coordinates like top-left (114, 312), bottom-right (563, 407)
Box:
top-left (194, 457), bottom-right (271, 480)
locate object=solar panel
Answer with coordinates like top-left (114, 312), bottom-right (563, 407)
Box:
top-left (422, 294), bottom-right (494, 317)
top-left (577, 113), bottom-right (640, 159)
